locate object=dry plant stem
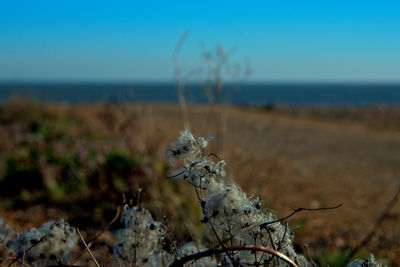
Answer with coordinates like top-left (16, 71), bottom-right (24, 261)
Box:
top-left (76, 228), bottom-right (99, 267)
top-left (216, 107), bottom-right (227, 156)
top-left (71, 206), bottom-right (121, 265)
top-left (169, 245), bottom-right (299, 267)
top-left (206, 152), bottom-right (221, 161)
top-left (265, 227), bottom-right (280, 266)
top-left (184, 224), bottom-right (201, 253)
top-left (136, 188), bottom-right (143, 210)
top-left (260, 203), bottom-right (343, 229)
top-left (209, 224), bottom-right (235, 265)
top-left (172, 32), bottom-right (190, 129)
top-left (192, 184), bottom-right (235, 264)
top-left (277, 222), bottom-right (289, 251)
top-left (349, 185), bottom-right (400, 258)
top-left (176, 82), bottom-right (190, 129)
top-left (4, 257), bottom-right (29, 267)
top-left (303, 244), bottom-right (317, 267)
top-left (163, 216), bottom-right (179, 257)
top-left (88, 205), bottom-right (121, 247)
top-left (7, 235), bottom-right (47, 267)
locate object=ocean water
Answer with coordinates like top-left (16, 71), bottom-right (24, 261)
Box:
top-left (0, 82), bottom-right (400, 106)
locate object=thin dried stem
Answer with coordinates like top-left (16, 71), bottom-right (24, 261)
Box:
top-left (4, 257), bottom-right (30, 267)
top-left (260, 203), bottom-right (343, 229)
top-left (76, 228), bottom-right (99, 267)
top-left (265, 227), bottom-right (280, 266)
top-left (8, 235), bottom-right (46, 267)
top-left (349, 185), bottom-right (400, 258)
top-left (209, 224), bottom-right (235, 264)
top-left (169, 245), bottom-right (299, 267)
top-left (71, 205), bottom-right (121, 265)
top-left (88, 205), bottom-right (121, 247)
top-left (304, 244), bottom-right (317, 267)
top-left (277, 222), bottom-right (289, 251)
top-left (163, 216), bottom-right (179, 257)
top-left (184, 224), bottom-right (201, 253)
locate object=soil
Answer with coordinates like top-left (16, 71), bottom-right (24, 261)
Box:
top-left (1, 103), bottom-right (399, 265)
top-left (117, 104), bottom-right (400, 261)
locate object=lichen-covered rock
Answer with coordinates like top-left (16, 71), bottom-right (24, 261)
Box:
top-left (7, 220), bottom-right (78, 267)
top-left (113, 205), bottom-right (170, 266)
top-left (347, 254), bottom-right (387, 267)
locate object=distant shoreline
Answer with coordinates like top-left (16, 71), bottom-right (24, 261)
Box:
top-left (1, 82), bottom-right (400, 106)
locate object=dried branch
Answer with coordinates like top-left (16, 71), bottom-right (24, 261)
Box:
top-left (184, 224), bottom-right (201, 253)
top-left (265, 227), bottom-right (280, 266)
top-left (349, 185), bottom-right (400, 258)
top-left (206, 152), bottom-right (221, 161)
top-left (163, 215), bottom-right (179, 257)
top-left (304, 244), bottom-right (317, 267)
top-left (169, 245), bottom-right (299, 267)
top-left (166, 169), bottom-right (185, 179)
top-left (7, 235), bottom-right (47, 267)
top-left (70, 205), bottom-right (121, 265)
top-left (209, 223), bottom-right (235, 265)
top-left (260, 203), bottom-right (343, 229)
top-left (76, 228), bottom-right (99, 267)
top-left (88, 205), bottom-right (121, 247)
top-left (3, 256), bottom-right (30, 267)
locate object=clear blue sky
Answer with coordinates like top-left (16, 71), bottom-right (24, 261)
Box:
top-left (1, 1), bottom-right (400, 82)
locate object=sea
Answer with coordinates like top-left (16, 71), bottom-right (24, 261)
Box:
top-left (1, 82), bottom-right (400, 107)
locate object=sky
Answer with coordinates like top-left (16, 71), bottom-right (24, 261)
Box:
top-left (0, 1), bottom-right (400, 82)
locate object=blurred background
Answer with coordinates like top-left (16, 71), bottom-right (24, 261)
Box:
top-left (1, 1), bottom-right (400, 266)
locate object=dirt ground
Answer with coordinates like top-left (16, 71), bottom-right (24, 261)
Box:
top-left (2, 102), bottom-right (400, 265)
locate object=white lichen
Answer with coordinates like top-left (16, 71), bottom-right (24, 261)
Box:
top-left (7, 220), bottom-right (78, 267)
top-left (347, 254), bottom-right (387, 267)
top-left (165, 129), bottom-right (214, 166)
top-left (113, 205), bottom-right (170, 267)
top-left (0, 217), bottom-right (16, 255)
top-left (166, 129), bottom-right (310, 266)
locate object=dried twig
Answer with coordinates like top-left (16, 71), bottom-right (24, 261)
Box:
top-left (163, 215), bottom-right (179, 257)
top-left (136, 188), bottom-right (143, 210)
top-left (209, 224), bottom-right (235, 265)
top-left (265, 227), bottom-right (280, 266)
top-left (349, 185), bottom-right (400, 258)
top-left (169, 245), bottom-right (299, 267)
top-left (88, 205), bottom-right (121, 247)
top-left (260, 203), bottom-right (343, 229)
top-left (206, 152), bottom-right (221, 161)
top-left (304, 244), bottom-right (317, 267)
top-left (70, 205), bottom-right (121, 265)
top-left (76, 228), bottom-right (99, 267)
top-left (277, 222), bottom-right (289, 251)
top-left (4, 257), bottom-right (30, 267)
top-left (184, 224), bottom-right (201, 253)
top-left (7, 235), bottom-right (46, 267)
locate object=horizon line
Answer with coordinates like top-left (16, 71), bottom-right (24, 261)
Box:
top-left (1, 79), bottom-right (400, 85)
